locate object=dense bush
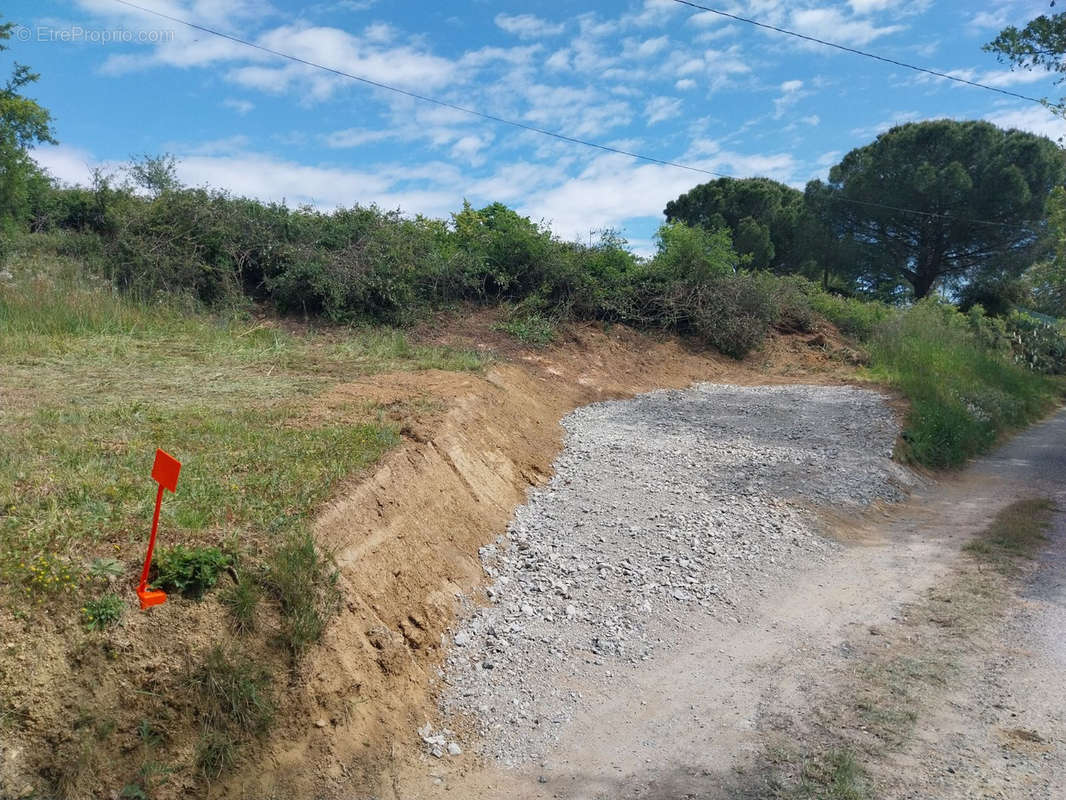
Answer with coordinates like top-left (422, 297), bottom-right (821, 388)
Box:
top-left (806, 290), bottom-right (895, 340)
top-left (11, 167), bottom-right (1063, 471)
top-left (868, 299), bottom-right (1058, 467)
top-left (1006, 311), bottom-right (1066, 374)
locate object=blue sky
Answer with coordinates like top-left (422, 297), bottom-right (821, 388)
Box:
top-left (7, 0), bottom-right (1066, 253)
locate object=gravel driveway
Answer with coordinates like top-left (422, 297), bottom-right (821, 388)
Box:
top-left (435, 383), bottom-right (917, 765)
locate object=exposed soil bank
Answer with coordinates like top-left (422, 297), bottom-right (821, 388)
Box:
top-left (391, 410), bottom-right (1066, 800)
top-left (226, 324), bottom-right (857, 798)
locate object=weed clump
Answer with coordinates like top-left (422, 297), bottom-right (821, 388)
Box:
top-left (152, 545), bottom-right (231, 599)
top-left (82, 593), bottom-right (124, 630)
top-left (189, 644), bottom-right (275, 779)
top-left (220, 577), bottom-right (261, 635)
top-left (265, 530), bottom-right (341, 654)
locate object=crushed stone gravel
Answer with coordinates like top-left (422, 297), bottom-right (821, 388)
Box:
top-left (435, 383), bottom-right (918, 765)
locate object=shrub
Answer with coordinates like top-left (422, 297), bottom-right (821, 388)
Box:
top-left (493, 304), bottom-right (557, 345)
top-left (1007, 311), bottom-right (1066, 374)
top-left (686, 274), bottom-right (780, 358)
top-left (868, 299), bottom-right (1058, 467)
top-left (651, 220), bottom-right (737, 283)
top-left (82, 593), bottom-right (124, 630)
top-left (152, 545), bottom-right (232, 599)
top-left (807, 290), bottom-right (895, 341)
top-left (753, 272), bottom-right (819, 333)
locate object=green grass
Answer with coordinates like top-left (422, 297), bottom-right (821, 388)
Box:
top-left (865, 300), bottom-right (1060, 468)
top-left (808, 292), bottom-right (893, 341)
top-left (220, 577), bottom-right (261, 635)
top-left (151, 545), bottom-right (232, 599)
top-left (492, 309), bottom-right (557, 345)
top-left (795, 750), bottom-right (871, 800)
top-left (0, 242), bottom-right (483, 615)
top-left (190, 645), bottom-right (274, 777)
top-left (82, 593), bottom-right (124, 630)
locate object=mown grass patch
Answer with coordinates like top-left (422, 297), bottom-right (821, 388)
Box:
top-left (0, 247), bottom-right (479, 616)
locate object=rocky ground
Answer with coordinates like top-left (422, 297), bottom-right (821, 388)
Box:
top-left (435, 383), bottom-right (917, 766)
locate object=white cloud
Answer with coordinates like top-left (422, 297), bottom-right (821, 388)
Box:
top-left (494, 13), bottom-right (565, 39)
top-left (632, 35), bottom-right (670, 58)
top-left (790, 8), bottom-right (905, 47)
top-left (325, 127), bottom-right (396, 148)
top-left (31, 144), bottom-right (98, 186)
top-left (773, 79), bottom-right (809, 118)
top-left (522, 84), bottom-right (633, 138)
top-left (914, 66), bottom-right (1052, 93)
top-left (985, 106), bottom-right (1066, 142)
top-left (849, 110), bottom-right (924, 139)
top-left (968, 8), bottom-right (1009, 33)
top-left (816, 150), bottom-right (841, 167)
top-left (675, 78), bottom-right (697, 90)
top-left (848, 0), bottom-right (901, 12)
top-left (687, 142), bottom-right (800, 184)
top-left (518, 154), bottom-right (700, 240)
top-left (449, 133), bottom-right (494, 165)
top-left (222, 98), bottom-right (255, 114)
top-left (645, 96), bottom-right (683, 125)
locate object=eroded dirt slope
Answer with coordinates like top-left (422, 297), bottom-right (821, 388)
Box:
top-left (226, 322), bottom-right (858, 799)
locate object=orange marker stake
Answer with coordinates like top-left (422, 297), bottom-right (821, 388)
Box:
top-left (137, 449), bottom-right (182, 610)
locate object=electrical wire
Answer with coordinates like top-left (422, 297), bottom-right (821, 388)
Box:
top-left (669, 0), bottom-right (1046, 105)
top-left (106, 0), bottom-right (1039, 233)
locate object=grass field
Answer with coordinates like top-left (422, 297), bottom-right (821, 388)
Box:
top-left (0, 240), bottom-right (484, 622)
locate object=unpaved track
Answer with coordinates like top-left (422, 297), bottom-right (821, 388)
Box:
top-left (393, 408), bottom-right (1066, 799)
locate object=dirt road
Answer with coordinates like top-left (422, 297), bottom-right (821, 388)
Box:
top-left (393, 409), bottom-right (1066, 799)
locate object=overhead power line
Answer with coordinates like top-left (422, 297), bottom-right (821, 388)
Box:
top-left (669, 0), bottom-right (1046, 106)
top-left (111, 0), bottom-right (722, 179)
top-left (106, 0), bottom-right (1036, 233)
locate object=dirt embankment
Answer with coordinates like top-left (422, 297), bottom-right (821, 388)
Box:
top-left (229, 322), bottom-right (856, 798)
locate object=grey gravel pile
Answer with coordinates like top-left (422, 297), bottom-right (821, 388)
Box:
top-left (437, 383), bottom-right (916, 765)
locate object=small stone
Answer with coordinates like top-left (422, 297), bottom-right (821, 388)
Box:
top-left (315, 719), bottom-right (328, 728)
top-left (447, 742), bottom-right (462, 756)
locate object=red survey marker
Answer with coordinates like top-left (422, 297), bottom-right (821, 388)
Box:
top-left (137, 449), bottom-right (182, 610)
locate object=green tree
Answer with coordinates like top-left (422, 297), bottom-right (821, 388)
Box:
top-left (810, 119), bottom-right (1064, 299)
top-left (1024, 186), bottom-right (1066, 317)
top-left (985, 13), bottom-right (1066, 113)
top-left (127, 153), bottom-right (181, 197)
top-left (663, 177), bottom-right (817, 274)
top-left (0, 19), bottom-right (56, 226)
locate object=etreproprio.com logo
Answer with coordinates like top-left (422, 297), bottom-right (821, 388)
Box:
top-left (13, 24), bottom-right (176, 44)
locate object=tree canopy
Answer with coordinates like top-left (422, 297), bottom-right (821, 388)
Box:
top-left (807, 119), bottom-right (1064, 299)
top-left (0, 19), bottom-right (55, 226)
top-left (985, 12), bottom-right (1066, 111)
top-left (663, 177), bottom-right (816, 273)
